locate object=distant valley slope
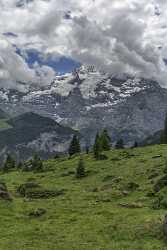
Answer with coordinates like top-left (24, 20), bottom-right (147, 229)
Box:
top-left (0, 112), bottom-right (76, 161)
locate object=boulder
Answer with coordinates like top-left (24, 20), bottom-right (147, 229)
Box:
top-left (100, 184), bottom-right (113, 191)
top-left (154, 175), bottom-right (167, 192)
top-left (126, 182), bottom-right (139, 191)
top-left (102, 175), bottom-right (115, 182)
top-left (111, 157), bottom-right (120, 161)
top-left (122, 190), bottom-right (130, 196)
top-left (0, 182), bottom-right (12, 201)
top-left (26, 189), bottom-right (65, 199)
top-left (148, 172), bottom-right (159, 180)
top-left (0, 190), bottom-right (12, 201)
top-left (152, 155), bottom-right (162, 159)
top-left (0, 182), bottom-right (7, 192)
top-left (88, 187), bottom-right (98, 192)
top-left (17, 182), bottom-right (40, 197)
top-left (29, 208), bottom-right (46, 217)
top-left (98, 154), bottom-right (108, 160)
top-left (17, 182), bottom-right (66, 199)
top-left (119, 202), bottom-right (143, 208)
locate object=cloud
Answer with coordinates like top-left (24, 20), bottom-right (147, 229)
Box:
top-left (0, 36), bottom-right (56, 91)
top-left (33, 62), bottom-right (56, 86)
top-left (0, 36), bottom-right (35, 91)
top-left (0, 0), bottom-right (167, 88)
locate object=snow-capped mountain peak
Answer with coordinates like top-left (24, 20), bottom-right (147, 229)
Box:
top-left (0, 67), bottom-right (165, 147)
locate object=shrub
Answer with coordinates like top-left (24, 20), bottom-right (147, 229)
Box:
top-left (154, 175), bottom-right (167, 192)
top-left (26, 189), bottom-right (65, 199)
top-left (29, 208), bottom-right (46, 217)
top-left (152, 187), bottom-right (167, 209)
top-left (98, 154), bottom-right (108, 160)
top-left (17, 182), bottom-right (65, 199)
top-left (32, 154), bottom-right (43, 172)
top-left (3, 154), bottom-right (15, 172)
top-left (126, 182), bottom-right (139, 191)
top-left (115, 139), bottom-right (124, 149)
top-left (17, 182), bottom-right (40, 197)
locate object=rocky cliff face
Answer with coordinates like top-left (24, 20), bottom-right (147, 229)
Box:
top-left (0, 112), bottom-right (76, 161)
top-left (0, 66), bottom-right (167, 146)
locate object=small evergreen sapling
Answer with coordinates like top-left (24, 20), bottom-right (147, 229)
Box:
top-left (86, 145), bottom-right (89, 154)
top-left (133, 141), bottom-right (138, 148)
top-left (17, 161), bottom-right (23, 169)
top-left (161, 113), bottom-right (167, 144)
top-left (93, 133), bottom-right (102, 159)
top-left (3, 154), bottom-right (15, 172)
top-left (115, 139), bottom-right (124, 149)
top-left (32, 154), bottom-right (43, 172)
top-left (101, 129), bottom-right (110, 151)
top-left (76, 158), bottom-right (86, 178)
top-left (164, 158), bottom-right (167, 174)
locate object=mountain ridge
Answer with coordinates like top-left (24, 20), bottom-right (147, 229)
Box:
top-left (0, 112), bottom-right (77, 161)
top-left (0, 67), bottom-right (166, 147)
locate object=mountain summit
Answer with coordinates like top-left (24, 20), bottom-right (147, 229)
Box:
top-left (0, 67), bottom-right (166, 146)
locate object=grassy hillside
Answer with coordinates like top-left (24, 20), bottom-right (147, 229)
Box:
top-left (1, 145), bottom-right (167, 249)
top-left (0, 119), bottom-right (12, 130)
top-left (0, 108), bottom-right (9, 119)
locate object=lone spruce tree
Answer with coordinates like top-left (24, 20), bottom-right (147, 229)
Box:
top-left (133, 141), bottom-right (138, 148)
top-left (101, 129), bottom-right (110, 151)
top-left (32, 154), bottom-right (43, 172)
top-left (86, 145), bottom-right (89, 154)
top-left (17, 161), bottom-right (23, 169)
top-left (3, 154), bottom-right (15, 172)
top-left (115, 138), bottom-right (124, 149)
top-left (76, 158), bottom-right (86, 178)
top-left (93, 133), bottom-right (102, 159)
top-left (161, 113), bottom-right (167, 144)
top-left (68, 135), bottom-right (81, 157)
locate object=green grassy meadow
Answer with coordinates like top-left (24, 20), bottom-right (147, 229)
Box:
top-left (0, 119), bottom-right (12, 130)
top-left (1, 145), bottom-right (167, 249)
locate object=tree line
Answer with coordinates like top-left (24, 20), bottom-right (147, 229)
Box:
top-left (2, 154), bottom-right (43, 173)
top-left (68, 129), bottom-right (128, 160)
top-left (3, 112), bottom-right (167, 178)
top-left (1, 128), bottom-right (138, 177)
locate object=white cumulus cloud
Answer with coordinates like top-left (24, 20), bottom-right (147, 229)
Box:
top-left (0, 0), bottom-right (167, 88)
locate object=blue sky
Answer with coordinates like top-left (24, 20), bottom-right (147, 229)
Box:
top-left (16, 48), bottom-right (81, 74)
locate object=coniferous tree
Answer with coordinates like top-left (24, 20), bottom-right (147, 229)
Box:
top-left (68, 135), bottom-right (81, 157)
top-left (101, 129), bottom-right (110, 151)
top-left (32, 154), bottom-right (43, 172)
top-left (22, 161), bottom-right (32, 172)
top-left (93, 133), bottom-right (102, 159)
top-left (76, 158), bottom-right (85, 178)
top-left (164, 158), bottom-right (167, 174)
top-left (160, 131), bottom-right (164, 144)
top-left (115, 139), bottom-right (124, 149)
top-left (86, 145), bottom-right (89, 154)
top-left (3, 154), bottom-right (15, 172)
top-left (17, 161), bottom-right (23, 169)
top-left (161, 113), bottom-right (167, 144)
top-left (133, 141), bottom-right (138, 148)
